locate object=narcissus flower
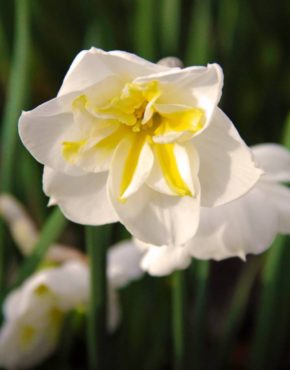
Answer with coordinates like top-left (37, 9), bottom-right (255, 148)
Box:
top-left (19, 48), bottom-right (261, 245)
top-left (0, 261), bottom-right (87, 369)
top-left (0, 242), bottom-right (143, 369)
top-left (136, 144), bottom-right (290, 276)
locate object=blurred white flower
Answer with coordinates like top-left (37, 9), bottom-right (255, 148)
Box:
top-left (0, 261), bottom-right (88, 369)
top-left (135, 144), bottom-right (290, 275)
top-left (19, 48), bottom-right (261, 246)
top-left (0, 242), bottom-right (144, 369)
top-left (0, 306), bottom-right (63, 370)
top-left (0, 193), bottom-right (86, 263)
top-left (107, 239), bottom-right (144, 288)
top-left (0, 194), bottom-right (38, 255)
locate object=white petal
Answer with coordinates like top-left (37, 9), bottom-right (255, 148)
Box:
top-left (42, 261), bottom-right (89, 310)
top-left (19, 104), bottom-right (85, 176)
top-left (43, 166), bottom-right (118, 225)
top-left (0, 318), bottom-right (58, 370)
top-left (251, 143), bottom-right (290, 182)
top-left (140, 243), bottom-right (192, 276)
top-left (3, 288), bottom-right (26, 320)
top-left (108, 183), bottom-right (201, 246)
top-left (5, 262), bottom-right (89, 319)
top-left (72, 124), bottom-right (122, 173)
top-left (136, 63), bottom-right (223, 130)
top-left (189, 184), bottom-right (280, 260)
top-left (108, 50), bottom-right (169, 73)
top-left (59, 48), bottom-right (168, 97)
top-left (258, 182), bottom-right (290, 234)
top-left (4, 272), bottom-right (56, 321)
top-left (107, 240), bottom-right (144, 289)
top-left (147, 142), bottom-right (199, 196)
top-left (193, 108), bottom-right (262, 207)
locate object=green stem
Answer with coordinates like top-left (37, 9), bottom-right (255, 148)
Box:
top-left (249, 236), bottom-right (286, 370)
top-left (216, 258), bottom-right (262, 369)
top-left (172, 270), bottom-right (185, 370)
top-left (85, 225), bottom-right (112, 370)
top-left (192, 260), bottom-right (210, 369)
top-left (60, 309), bottom-right (86, 370)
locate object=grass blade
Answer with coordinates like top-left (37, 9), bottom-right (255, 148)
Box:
top-left (172, 270), bottom-right (186, 370)
top-left (14, 207), bottom-right (67, 286)
top-left (192, 260), bottom-right (210, 369)
top-left (86, 225), bottom-right (112, 370)
top-left (216, 258), bottom-right (262, 369)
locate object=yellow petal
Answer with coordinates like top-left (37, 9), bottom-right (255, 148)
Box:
top-left (94, 126), bottom-right (127, 152)
top-left (62, 140), bottom-right (86, 163)
top-left (120, 134), bottom-right (147, 200)
top-left (153, 143), bottom-right (192, 196)
top-left (154, 108), bottom-right (204, 136)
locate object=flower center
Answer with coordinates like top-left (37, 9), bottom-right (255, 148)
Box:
top-left (95, 80), bottom-right (160, 134)
top-left (63, 80), bottom-right (205, 199)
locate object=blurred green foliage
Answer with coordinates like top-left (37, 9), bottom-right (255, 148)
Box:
top-left (0, 0), bottom-right (289, 369)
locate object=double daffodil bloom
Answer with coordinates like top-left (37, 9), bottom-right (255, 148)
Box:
top-left (135, 144), bottom-right (290, 276)
top-left (19, 48), bottom-right (261, 245)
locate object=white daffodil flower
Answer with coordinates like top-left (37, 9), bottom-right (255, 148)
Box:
top-left (19, 48), bottom-right (261, 246)
top-left (0, 262), bottom-right (84, 370)
top-left (134, 144), bottom-right (290, 276)
top-left (0, 242), bottom-right (143, 369)
top-left (0, 308), bottom-right (63, 370)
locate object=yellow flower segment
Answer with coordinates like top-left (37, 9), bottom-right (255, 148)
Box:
top-left (62, 80), bottom-right (205, 200)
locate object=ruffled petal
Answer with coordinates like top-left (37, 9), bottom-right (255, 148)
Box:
top-left (251, 143), bottom-right (290, 182)
top-left (19, 104), bottom-right (85, 176)
top-left (43, 167), bottom-right (118, 225)
top-left (193, 108), bottom-right (262, 207)
top-left (68, 125), bottom-right (127, 173)
top-left (189, 184), bottom-right (279, 261)
top-left (59, 48), bottom-right (168, 97)
top-left (135, 63), bottom-right (223, 130)
top-left (139, 242), bottom-right (192, 276)
top-left (108, 182), bottom-right (201, 246)
top-left (258, 182), bottom-right (290, 234)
